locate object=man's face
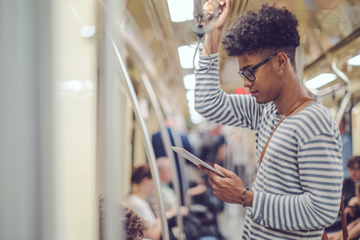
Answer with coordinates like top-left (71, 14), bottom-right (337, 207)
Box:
top-left (159, 161), bottom-right (172, 184)
top-left (141, 177), bottom-right (155, 195)
top-left (349, 163), bottom-right (360, 182)
top-left (237, 53), bottom-right (281, 104)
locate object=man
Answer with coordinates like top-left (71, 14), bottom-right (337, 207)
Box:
top-left (327, 156), bottom-right (360, 233)
top-left (148, 157), bottom-right (189, 216)
top-left (195, 1), bottom-right (343, 239)
top-left (344, 156), bottom-right (360, 208)
top-left (155, 157), bottom-right (224, 240)
top-left (151, 122), bottom-right (194, 205)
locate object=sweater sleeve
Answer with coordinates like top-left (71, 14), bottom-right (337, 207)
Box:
top-left (249, 133), bottom-right (343, 230)
top-left (194, 53), bottom-right (264, 130)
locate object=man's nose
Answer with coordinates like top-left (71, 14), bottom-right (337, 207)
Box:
top-left (243, 77), bottom-right (253, 88)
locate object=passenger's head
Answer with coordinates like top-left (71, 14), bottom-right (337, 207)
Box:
top-left (131, 164), bottom-right (154, 195)
top-left (99, 196), bottom-right (148, 240)
top-left (348, 156), bottom-right (360, 182)
top-left (222, 4), bottom-right (300, 104)
top-left (157, 157), bottom-right (172, 184)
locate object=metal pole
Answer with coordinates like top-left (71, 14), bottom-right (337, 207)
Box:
top-left (110, 38), bottom-right (170, 240)
top-left (153, 83), bottom-right (189, 207)
top-left (0, 1), bottom-right (54, 239)
top-left (170, 129), bottom-right (190, 207)
top-left (101, 0), bottom-right (123, 239)
top-left (332, 58), bottom-right (352, 124)
top-left (296, 44), bottom-right (305, 82)
top-left (141, 73), bottom-right (185, 240)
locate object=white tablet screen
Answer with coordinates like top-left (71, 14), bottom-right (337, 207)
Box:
top-left (171, 147), bottom-right (225, 178)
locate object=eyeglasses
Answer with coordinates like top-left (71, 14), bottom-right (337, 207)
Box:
top-left (348, 168), bottom-right (360, 172)
top-left (237, 53), bottom-right (278, 81)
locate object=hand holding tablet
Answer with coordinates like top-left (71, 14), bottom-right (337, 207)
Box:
top-left (171, 147), bottom-right (226, 178)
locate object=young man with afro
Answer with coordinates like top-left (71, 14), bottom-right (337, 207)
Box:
top-left (195, 1), bottom-right (343, 239)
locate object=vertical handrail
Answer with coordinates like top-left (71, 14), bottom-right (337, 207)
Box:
top-left (109, 37), bottom-right (170, 240)
top-left (141, 73), bottom-right (185, 240)
top-left (102, 0), bottom-right (123, 239)
top-left (170, 129), bottom-right (190, 207)
top-left (157, 96), bottom-right (190, 207)
top-left (296, 44), bottom-right (305, 82)
top-left (153, 84), bottom-right (189, 206)
top-left (336, 91), bottom-right (351, 124)
top-left (332, 58), bottom-right (351, 85)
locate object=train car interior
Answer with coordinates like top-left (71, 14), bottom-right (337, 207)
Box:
top-left (1, 0), bottom-right (360, 240)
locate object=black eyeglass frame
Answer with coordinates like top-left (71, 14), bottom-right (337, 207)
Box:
top-left (237, 53), bottom-right (278, 81)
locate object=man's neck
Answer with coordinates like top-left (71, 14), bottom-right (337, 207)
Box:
top-left (273, 74), bottom-right (308, 115)
top-left (134, 190), bottom-right (148, 200)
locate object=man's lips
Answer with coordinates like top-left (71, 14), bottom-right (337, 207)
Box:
top-left (250, 91), bottom-right (258, 97)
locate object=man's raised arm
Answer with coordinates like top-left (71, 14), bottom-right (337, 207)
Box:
top-left (194, 0), bottom-right (263, 130)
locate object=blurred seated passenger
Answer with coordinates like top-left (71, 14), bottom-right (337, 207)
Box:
top-left (155, 158), bottom-right (222, 240)
top-left (148, 157), bottom-right (189, 217)
top-left (328, 218), bottom-right (360, 240)
top-left (326, 156), bottom-right (360, 233)
top-left (151, 119), bottom-right (194, 206)
top-left (125, 164), bottom-right (162, 240)
top-left (149, 157), bottom-right (207, 213)
top-left (127, 164), bottom-right (217, 240)
top-left (344, 156), bottom-right (360, 208)
top-left (99, 196), bottom-right (148, 240)
top-left (200, 124), bottom-right (226, 167)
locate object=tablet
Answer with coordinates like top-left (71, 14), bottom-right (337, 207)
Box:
top-left (171, 147), bottom-right (226, 178)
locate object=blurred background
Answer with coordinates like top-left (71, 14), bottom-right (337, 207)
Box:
top-left (1, 0), bottom-right (360, 240)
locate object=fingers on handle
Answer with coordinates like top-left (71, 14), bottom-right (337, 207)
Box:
top-left (203, 1), bottom-right (215, 14)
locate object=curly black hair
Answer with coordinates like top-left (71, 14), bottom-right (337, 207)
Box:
top-left (99, 196), bottom-right (148, 240)
top-left (222, 4), bottom-right (300, 70)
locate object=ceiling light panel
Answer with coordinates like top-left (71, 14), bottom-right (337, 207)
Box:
top-left (347, 55), bottom-right (360, 66)
top-left (178, 45), bottom-right (199, 69)
top-left (305, 73), bottom-right (337, 89)
top-left (167, 0), bottom-right (194, 22)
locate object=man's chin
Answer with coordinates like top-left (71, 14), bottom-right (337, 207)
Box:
top-left (254, 97), bottom-right (271, 104)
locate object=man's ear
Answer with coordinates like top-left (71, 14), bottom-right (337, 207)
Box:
top-left (277, 52), bottom-right (288, 69)
top-left (142, 177), bottom-right (151, 184)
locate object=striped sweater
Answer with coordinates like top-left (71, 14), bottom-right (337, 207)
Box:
top-left (195, 53), bottom-right (343, 240)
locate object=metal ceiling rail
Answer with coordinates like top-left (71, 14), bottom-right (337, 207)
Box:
top-left (141, 73), bottom-right (185, 240)
top-left (302, 58), bottom-right (350, 98)
top-left (110, 37), bottom-right (170, 240)
top-left (332, 58), bottom-right (352, 124)
top-left (304, 26), bottom-right (360, 71)
top-left (332, 58), bottom-right (351, 86)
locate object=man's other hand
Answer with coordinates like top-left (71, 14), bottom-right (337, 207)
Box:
top-left (198, 164), bottom-right (244, 204)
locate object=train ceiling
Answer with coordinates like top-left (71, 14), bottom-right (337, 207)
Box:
top-left (121, 0), bottom-right (360, 118)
